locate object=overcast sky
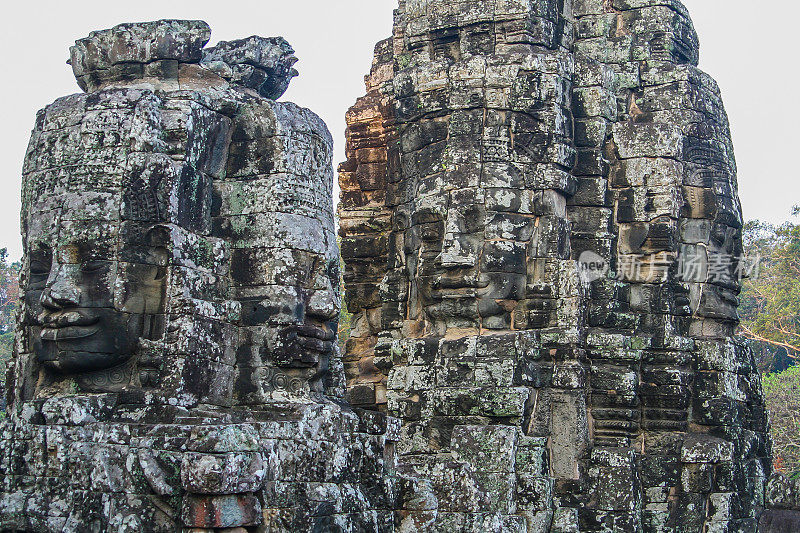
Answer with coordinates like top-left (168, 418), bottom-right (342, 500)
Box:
top-left (0, 0), bottom-right (796, 259)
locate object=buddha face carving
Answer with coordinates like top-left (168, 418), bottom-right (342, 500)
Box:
top-left (24, 221), bottom-right (167, 375)
top-left (272, 254), bottom-right (340, 386)
top-left (227, 142), bottom-right (341, 395)
top-left (402, 166), bottom-right (530, 336)
top-left (404, 202), bottom-right (485, 334)
top-left (394, 96), bottom-right (574, 338)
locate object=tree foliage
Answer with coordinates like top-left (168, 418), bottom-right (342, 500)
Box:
top-left (739, 209), bottom-right (800, 370)
top-left (763, 365), bottom-right (800, 475)
top-left (0, 249), bottom-right (20, 409)
top-left (740, 209), bottom-right (800, 474)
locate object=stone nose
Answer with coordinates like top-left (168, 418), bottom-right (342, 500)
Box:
top-left (41, 266), bottom-right (81, 310)
top-left (437, 234), bottom-right (479, 269)
top-left (306, 283), bottom-right (339, 322)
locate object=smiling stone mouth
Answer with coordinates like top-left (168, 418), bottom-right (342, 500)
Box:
top-left (292, 325), bottom-right (335, 355)
top-left (41, 322), bottom-right (101, 341)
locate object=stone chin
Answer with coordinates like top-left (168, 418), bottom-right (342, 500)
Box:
top-left (34, 310), bottom-right (144, 374)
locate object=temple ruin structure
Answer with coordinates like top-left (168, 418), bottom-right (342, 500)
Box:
top-left (340, 0), bottom-right (789, 531)
top-left (0, 3), bottom-right (799, 532)
top-left (0, 20), bottom-right (400, 532)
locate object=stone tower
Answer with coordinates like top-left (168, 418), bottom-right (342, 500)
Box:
top-left (0, 20), bottom-right (399, 532)
top-left (340, 1), bottom-right (773, 531)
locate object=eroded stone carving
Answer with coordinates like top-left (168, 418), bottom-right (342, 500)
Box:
top-left (202, 36), bottom-right (299, 100)
top-left (0, 4), bottom-right (793, 532)
top-left (340, 1), bottom-right (777, 531)
top-left (0, 20), bottom-right (401, 532)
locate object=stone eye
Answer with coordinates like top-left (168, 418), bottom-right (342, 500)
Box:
top-left (28, 256), bottom-right (51, 289)
top-left (29, 261), bottom-right (50, 276)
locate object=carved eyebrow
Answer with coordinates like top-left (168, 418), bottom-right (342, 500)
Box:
top-left (68, 241), bottom-right (102, 262)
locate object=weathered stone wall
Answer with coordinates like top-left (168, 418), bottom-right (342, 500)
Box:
top-left (571, 1), bottom-right (769, 531)
top-left (339, 36), bottom-right (398, 410)
top-left (0, 20), bottom-right (401, 532)
top-left (340, 1), bottom-right (588, 529)
top-left (341, 1), bottom-right (774, 531)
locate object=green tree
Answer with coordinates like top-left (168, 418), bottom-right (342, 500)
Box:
top-left (0, 248), bottom-right (20, 410)
top-left (763, 365), bottom-right (800, 475)
top-left (740, 210), bottom-right (800, 474)
top-left (739, 209), bottom-right (800, 367)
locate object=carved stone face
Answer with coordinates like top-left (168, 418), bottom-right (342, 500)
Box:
top-left (404, 204), bottom-right (484, 334)
top-left (402, 164), bottom-right (530, 336)
top-left (228, 161), bottom-right (341, 395)
top-left (272, 254), bottom-right (340, 387)
top-left (23, 213), bottom-right (166, 376)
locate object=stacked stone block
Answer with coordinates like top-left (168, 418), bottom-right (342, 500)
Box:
top-left (341, 1), bottom-right (774, 531)
top-left (338, 36), bottom-right (399, 410)
top-left (1, 398), bottom-right (400, 531)
top-left (0, 20), bottom-right (402, 532)
top-left (572, 1), bottom-right (770, 530)
top-left (0, 4), bottom-right (792, 532)
top-left (340, 1), bottom-right (593, 530)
